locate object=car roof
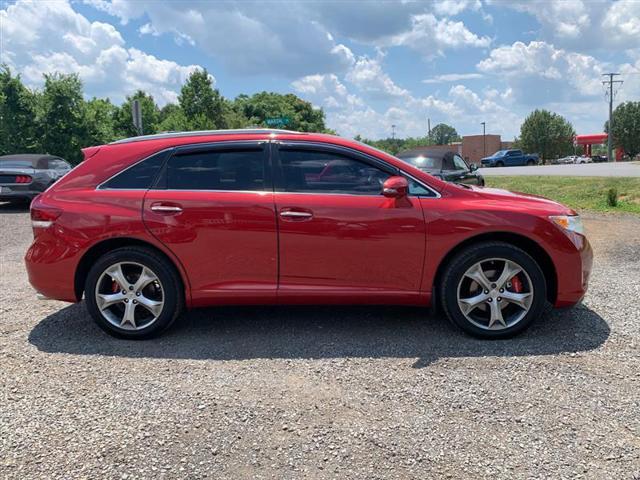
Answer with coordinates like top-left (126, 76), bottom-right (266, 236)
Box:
top-left (110, 128), bottom-right (307, 145)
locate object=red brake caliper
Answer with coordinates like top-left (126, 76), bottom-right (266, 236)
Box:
top-left (111, 280), bottom-right (120, 293)
top-left (511, 275), bottom-right (523, 293)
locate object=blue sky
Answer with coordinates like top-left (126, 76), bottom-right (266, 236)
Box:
top-left (2, 0), bottom-right (639, 139)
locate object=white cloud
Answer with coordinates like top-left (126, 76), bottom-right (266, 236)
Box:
top-left (389, 13), bottom-right (491, 57)
top-left (1, 0), bottom-right (204, 105)
top-left (84, 0), bottom-right (355, 77)
top-left (433, 0), bottom-right (482, 16)
top-left (602, 1), bottom-right (640, 45)
top-left (423, 73), bottom-right (484, 83)
top-left (478, 41), bottom-right (605, 102)
top-left (345, 56), bottom-right (409, 99)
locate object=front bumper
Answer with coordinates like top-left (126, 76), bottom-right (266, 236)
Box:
top-left (554, 234), bottom-right (593, 307)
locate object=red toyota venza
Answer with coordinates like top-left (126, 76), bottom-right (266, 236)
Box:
top-left (25, 130), bottom-right (592, 339)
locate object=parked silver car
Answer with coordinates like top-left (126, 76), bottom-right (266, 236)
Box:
top-left (0, 154), bottom-right (71, 203)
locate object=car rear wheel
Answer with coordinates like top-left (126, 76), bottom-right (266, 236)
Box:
top-left (85, 247), bottom-right (183, 339)
top-left (440, 242), bottom-right (547, 339)
top-left (495, 161), bottom-right (504, 167)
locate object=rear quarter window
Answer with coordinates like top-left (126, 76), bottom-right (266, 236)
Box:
top-left (101, 150), bottom-right (168, 189)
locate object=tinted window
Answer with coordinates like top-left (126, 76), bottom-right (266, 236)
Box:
top-left (0, 159), bottom-right (32, 168)
top-left (279, 149), bottom-right (390, 195)
top-left (452, 155), bottom-right (469, 171)
top-left (398, 155), bottom-right (442, 170)
top-left (103, 151), bottom-right (166, 189)
top-left (168, 149), bottom-right (265, 191)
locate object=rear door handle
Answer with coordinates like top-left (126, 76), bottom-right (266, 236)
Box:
top-left (280, 210), bottom-right (313, 219)
top-left (151, 204), bottom-right (183, 213)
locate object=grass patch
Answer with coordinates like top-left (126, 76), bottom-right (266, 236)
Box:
top-left (485, 176), bottom-right (640, 214)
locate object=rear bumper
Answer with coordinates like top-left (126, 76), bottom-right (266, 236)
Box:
top-left (0, 187), bottom-right (40, 200)
top-left (25, 230), bottom-right (81, 303)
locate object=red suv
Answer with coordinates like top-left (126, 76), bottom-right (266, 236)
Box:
top-left (25, 130), bottom-right (592, 339)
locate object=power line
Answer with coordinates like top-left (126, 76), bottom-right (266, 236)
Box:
top-left (602, 73), bottom-right (623, 162)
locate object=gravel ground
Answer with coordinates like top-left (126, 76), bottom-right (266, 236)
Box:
top-left (1, 203), bottom-right (639, 479)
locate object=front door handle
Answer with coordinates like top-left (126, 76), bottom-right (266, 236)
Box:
top-left (280, 210), bottom-right (313, 219)
top-left (151, 204), bottom-right (183, 213)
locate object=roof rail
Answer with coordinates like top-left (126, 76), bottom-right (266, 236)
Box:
top-left (110, 128), bottom-right (305, 145)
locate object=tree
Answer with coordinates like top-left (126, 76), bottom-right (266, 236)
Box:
top-left (0, 66), bottom-right (39, 155)
top-left (39, 73), bottom-right (88, 164)
top-left (235, 92), bottom-right (326, 132)
top-left (157, 103), bottom-right (189, 132)
top-left (606, 101), bottom-right (640, 158)
top-left (428, 123), bottom-right (460, 145)
top-left (519, 109), bottom-right (575, 163)
top-left (179, 69), bottom-right (226, 129)
top-left (114, 90), bottom-right (160, 138)
top-left (85, 98), bottom-right (116, 146)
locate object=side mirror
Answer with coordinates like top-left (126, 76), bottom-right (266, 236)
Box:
top-left (470, 163), bottom-right (478, 172)
top-left (382, 176), bottom-right (409, 198)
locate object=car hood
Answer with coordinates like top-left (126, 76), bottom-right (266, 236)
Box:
top-left (455, 185), bottom-right (575, 215)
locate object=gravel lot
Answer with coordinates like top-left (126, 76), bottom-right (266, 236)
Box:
top-left (1, 203), bottom-right (639, 479)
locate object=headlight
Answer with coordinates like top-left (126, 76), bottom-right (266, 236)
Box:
top-left (549, 215), bottom-right (584, 235)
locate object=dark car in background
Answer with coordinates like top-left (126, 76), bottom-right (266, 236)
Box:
top-left (481, 149), bottom-right (539, 167)
top-left (396, 149), bottom-right (484, 186)
top-left (0, 154), bottom-right (71, 204)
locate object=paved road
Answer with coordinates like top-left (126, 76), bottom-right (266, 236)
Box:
top-left (479, 161), bottom-right (640, 177)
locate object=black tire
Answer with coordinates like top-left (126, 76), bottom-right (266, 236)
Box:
top-left (526, 159), bottom-right (536, 166)
top-left (85, 246), bottom-right (184, 339)
top-left (495, 161), bottom-right (504, 167)
top-left (440, 241), bottom-right (547, 339)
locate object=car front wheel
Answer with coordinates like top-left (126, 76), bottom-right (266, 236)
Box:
top-left (85, 247), bottom-right (183, 339)
top-left (440, 242), bottom-right (547, 339)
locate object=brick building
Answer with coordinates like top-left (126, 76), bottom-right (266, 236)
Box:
top-left (399, 135), bottom-right (514, 166)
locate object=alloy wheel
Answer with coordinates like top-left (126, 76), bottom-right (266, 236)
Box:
top-left (94, 262), bottom-right (164, 331)
top-left (456, 258), bottom-right (533, 331)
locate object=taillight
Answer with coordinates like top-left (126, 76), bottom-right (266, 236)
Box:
top-left (15, 175), bottom-right (32, 183)
top-left (31, 204), bottom-right (62, 229)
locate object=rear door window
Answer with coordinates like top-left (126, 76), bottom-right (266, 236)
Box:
top-left (166, 148), bottom-right (266, 191)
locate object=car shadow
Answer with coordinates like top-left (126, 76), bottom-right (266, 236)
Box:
top-left (28, 303), bottom-right (610, 367)
top-left (0, 201), bottom-right (30, 213)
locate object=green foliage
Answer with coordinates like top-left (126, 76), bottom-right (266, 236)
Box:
top-left (607, 188), bottom-right (618, 207)
top-left (0, 66), bottom-right (39, 155)
top-left (356, 135), bottom-right (433, 155)
top-left (519, 109), bottom-right (575, 163)
top-left (85, 98), bottom-right (116, 147)
top-left (114, 90), bottom-right (160, 138)
top-left (0, 68), bottom-right (329, 164)
top-left (606, 101), bottom-right (640, 158)
top-left (179, 69), bottom-right (226, 129)
top-left (234, 92), bottom-right (326, 132)
top-left (428, 123), bottom-right (460, 145)
top-left (39, 73), bottom-right (88, 164)
top-left (486, 176), bottom-right (640, 214)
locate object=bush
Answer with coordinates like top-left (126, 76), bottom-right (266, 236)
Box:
top-left (607, 188), bottom-right (618, 207)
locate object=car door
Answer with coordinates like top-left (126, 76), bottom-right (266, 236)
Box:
top-left (143, 141), bottom-right (278, 306)
top-left (272, 142), bottom-right (428, 303)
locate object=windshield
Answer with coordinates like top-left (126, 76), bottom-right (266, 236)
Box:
top-left (492, 150), bottom-right (507, 157)
top-left (397, 155), bottom-right (441, 169)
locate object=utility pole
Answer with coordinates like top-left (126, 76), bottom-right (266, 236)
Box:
top-left (131, 100), bottom-right (143, 136)
top-left (391, 124), bottom-right (396, 140)
top-left (481, 121), bottom-right (486, 158)
top-left (602, 73), bottom-right (622, 162)
top-left (427, 118), bottom-right (431, 139)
